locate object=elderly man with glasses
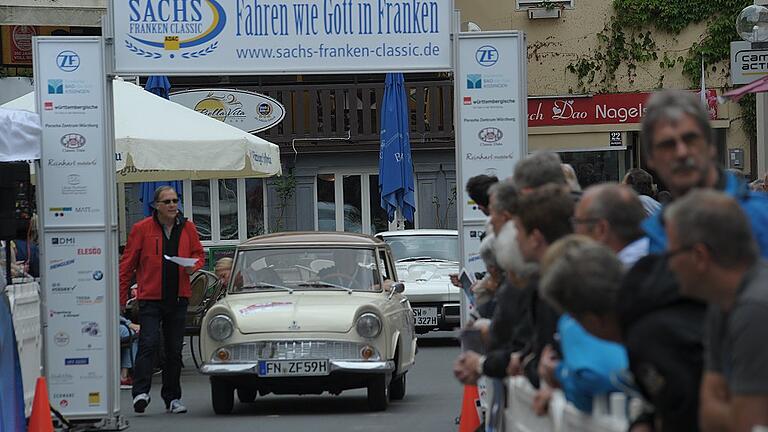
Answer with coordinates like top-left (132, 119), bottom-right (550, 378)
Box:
top-left (119, 185), bottom-right (205, 415)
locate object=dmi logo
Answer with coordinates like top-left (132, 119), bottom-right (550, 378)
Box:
top-left (467, 74), bottom-right (482, 89)
top-left (48, 79), bottom-right (64, 94)
top-left (126, 0), bottom-right (227, 60)
top-left (51, 237), bottom-right (75, 246)
top-left (475, 45), bottom-right (499, 67)
top-left (56, 51), bottom-right (80, 72)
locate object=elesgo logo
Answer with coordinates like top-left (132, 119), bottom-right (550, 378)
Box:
top-left (126, 0), bottom-right (226, 60)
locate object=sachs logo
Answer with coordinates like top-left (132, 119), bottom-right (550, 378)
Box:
top-left (125, 0), bottom-right (227, 61)
top-left (61, 133), bottom-right (86, 150)
top-left (478, 127), bottom-right (503, 143)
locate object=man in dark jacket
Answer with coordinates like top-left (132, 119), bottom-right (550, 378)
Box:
top-left (120, 186), bottom-right (205, 414)
top-left (539, 238), bottom-right (704, 431)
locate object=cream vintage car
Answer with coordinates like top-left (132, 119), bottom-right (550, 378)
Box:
top-left (199, 232), bottom-right (417, 414)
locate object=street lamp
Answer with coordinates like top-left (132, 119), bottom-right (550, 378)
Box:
top-left (736, 4), bottom-right (768, 43)
top-left (737, 1), bottom-right (768, 178)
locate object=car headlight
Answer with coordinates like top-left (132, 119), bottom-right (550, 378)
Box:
top-left (208, 315), bottom-right (234, 341)
top-left (356, 313), bottom-right (382, 338)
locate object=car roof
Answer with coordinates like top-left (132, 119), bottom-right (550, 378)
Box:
top-left (239, 231), bottom-right (385, 248)
top-left (375, 229), bottom-right (458, 237)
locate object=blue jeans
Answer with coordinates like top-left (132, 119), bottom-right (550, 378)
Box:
top-left (132, 299), bottom-right (188, 405)
top-left (119, 324), bottom-right (138, 369)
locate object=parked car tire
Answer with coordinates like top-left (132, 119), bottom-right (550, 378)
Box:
top-left (389, 373), bottom-right (406, 401)
top-left (237, 387), bottom-right (257, 403)
top-left (367, 375), bottom-right (390, 411)
top-left (211, 377), bottom-right (234, 415)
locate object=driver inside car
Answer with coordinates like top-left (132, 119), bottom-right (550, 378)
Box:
top-left (317, 249), bottom-right (375, 290)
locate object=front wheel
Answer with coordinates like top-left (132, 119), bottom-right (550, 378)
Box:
top-left (389, 373), bottom-right (406, 401)
top-left (237, 387), bottom-right (257, 403)
top-left (367, 375), bottom-right (390, 411)
top-left (210, 377), bottom-right (234, 415)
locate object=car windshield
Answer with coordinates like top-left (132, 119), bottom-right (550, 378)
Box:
top-left (230, 247), bottom-right (382, 293)
top-left (382, 235), bottom-right (459, 262)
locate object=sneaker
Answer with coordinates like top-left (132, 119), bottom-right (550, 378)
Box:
top-left (167, 399), bottom-right (187, 414)
top-left (133, 393), bottom-right (150, 413)
top-left (120, 377), bottom-right (133, 390)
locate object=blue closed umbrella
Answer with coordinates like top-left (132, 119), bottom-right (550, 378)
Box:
top-left (144, 75), bottom-right (171, 99)
top-left (379, 73), bottom-right (416, 223)
top-left (140, 76), bottom-right (182, 216)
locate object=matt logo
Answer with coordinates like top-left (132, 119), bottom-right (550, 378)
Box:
top-left (56, 50), bottom-right (80, 72)
top-left (48, 79), bottom-right (64, 94)
top-left (475, 45), bottom-right (499, 67)
top-left (467, 74), bottom-right (482, 89)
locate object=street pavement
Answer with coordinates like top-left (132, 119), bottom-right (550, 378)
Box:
top-left (120, 332), bottom-right (461, 432)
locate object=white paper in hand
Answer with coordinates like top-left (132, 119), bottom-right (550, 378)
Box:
top-left (163, 255), bottom-right (198, 267)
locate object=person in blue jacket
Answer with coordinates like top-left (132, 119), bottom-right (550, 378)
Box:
top-left (639, 90), bottom-right (768, 254)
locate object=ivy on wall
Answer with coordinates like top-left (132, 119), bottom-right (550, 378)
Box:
top-left (567, 0), bottom-right (754, 139)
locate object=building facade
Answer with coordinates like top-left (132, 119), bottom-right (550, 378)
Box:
top-left (1, 1), bottom-right (751, 251)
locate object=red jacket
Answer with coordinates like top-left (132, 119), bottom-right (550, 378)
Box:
top-left (119, 214), bottom-right (205, 306)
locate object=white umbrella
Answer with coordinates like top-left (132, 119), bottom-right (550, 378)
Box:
top-left (1, 78), bottom-right (282, 182)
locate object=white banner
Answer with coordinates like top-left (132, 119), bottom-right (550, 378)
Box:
top-left (456, 32), bottom-right (528, 224)
top-left (110, 0), bottom-right (453, 75)
top-left (44, 232), bottom-right (109, 415)
top-left (36, 41), bottom-right (107, 228)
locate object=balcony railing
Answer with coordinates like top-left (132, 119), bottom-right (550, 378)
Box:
top-left (238, 80), bottom-right (455, 153)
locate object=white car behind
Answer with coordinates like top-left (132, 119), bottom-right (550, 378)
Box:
top-left (376, 230), bottom-right (460, 334)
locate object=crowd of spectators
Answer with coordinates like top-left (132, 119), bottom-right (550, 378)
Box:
top-left (452, 90), bottom-right (768, 432)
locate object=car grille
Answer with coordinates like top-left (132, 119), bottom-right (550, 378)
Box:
top-left (224, 340), bottom-right (371, 362)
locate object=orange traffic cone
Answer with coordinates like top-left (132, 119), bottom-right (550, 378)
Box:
top-left (28, 377), bottom-right (54, 432)
top-left (458, 384), bottom-right (481, 432)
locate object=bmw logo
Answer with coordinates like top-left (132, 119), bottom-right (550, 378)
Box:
top-left (92, 271), bottom-right (103, 281)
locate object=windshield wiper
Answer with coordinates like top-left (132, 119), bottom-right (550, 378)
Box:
top-left (241, 283), bottom-right (294, 294)
top-left (397, 256), bottom-right (457, 263)
top-left (396, 256), bottom-right (434, 262)
top-left (297, 281), bottom-right (353, 294)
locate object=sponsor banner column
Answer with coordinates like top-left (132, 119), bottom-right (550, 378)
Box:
top-left (34, 37), bottom-right (111, 417)
top-left (455, 32), bottom-right (528, 302)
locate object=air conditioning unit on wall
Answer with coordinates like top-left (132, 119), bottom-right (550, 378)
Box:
top-left (528, 8), bottom-right (561, 19)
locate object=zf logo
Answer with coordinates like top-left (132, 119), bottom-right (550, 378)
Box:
top-left (56, 51), bottom-right (80, 72)
top-left (475, 45), bottom-right (499, 67)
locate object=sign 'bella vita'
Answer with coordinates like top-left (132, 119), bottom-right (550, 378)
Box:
top-left (112, 0), bottom-right (453, 75)
top-left (170, 89), bottom-right (286, 133)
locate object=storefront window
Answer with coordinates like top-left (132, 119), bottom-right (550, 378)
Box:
top-left (192, 180), bottom-right (212, 241)
top-left (317, 174), bottom-right (336, 231)
top-left (219, 179), bottom-right (238, 241)
top-left (245, 178), bottom-right (265, 238)
top-left (343, 175), bottom-right (362, 233)
top-left (369, 175), bottom-right (389, 234)
top-left (559, 150), bottom-right (627, 189)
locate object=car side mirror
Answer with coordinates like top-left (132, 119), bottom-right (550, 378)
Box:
top-left (388, 282), bottom-right (405, 299)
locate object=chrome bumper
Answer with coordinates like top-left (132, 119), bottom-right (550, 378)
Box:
top-left (200, 360), bottom-right (395, 375)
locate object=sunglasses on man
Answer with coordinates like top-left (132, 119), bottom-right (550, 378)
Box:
top-left (157, 199), bottom-right (179, 205)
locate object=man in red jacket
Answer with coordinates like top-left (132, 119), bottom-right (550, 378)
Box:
top-left (120, 186), bottom-right (204, 414)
